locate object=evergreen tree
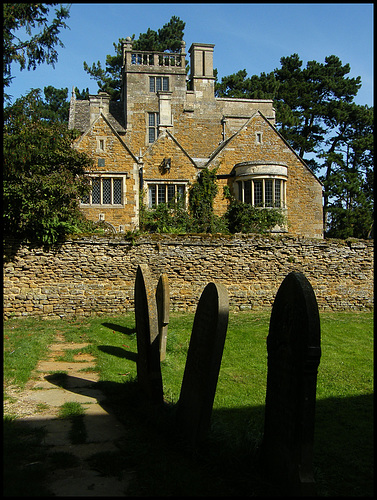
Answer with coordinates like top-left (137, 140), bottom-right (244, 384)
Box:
top-left (83, 16), bottom-right (185, 100)
top-left (215, 53), bottom-right (373, 238)
top-left (3, 3), bottom-right (70, 102)
top-left (38, 85), bottom-right (70, 122)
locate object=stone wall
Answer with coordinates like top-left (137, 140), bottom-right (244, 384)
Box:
top-left (3, 234), bottom-right (373, 320)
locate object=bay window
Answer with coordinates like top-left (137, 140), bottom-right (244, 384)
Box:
top-left (234, 161), bottom-right (288, 209)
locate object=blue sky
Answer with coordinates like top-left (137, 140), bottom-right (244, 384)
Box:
top-left (7, 3), bottom-right (374, 107)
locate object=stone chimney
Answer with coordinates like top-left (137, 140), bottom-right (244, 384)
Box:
top-left (158, 91), bottom-right (173, 131)
top-left (89, 91), bottom-right (110, 124)
top-left (68, 86), bottom-right (76, 130)
top-left (189, 43), bottom-right (215, 98)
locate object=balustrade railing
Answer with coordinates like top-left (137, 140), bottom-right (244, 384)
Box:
top-left (129, 51), bottom-right (183, 68)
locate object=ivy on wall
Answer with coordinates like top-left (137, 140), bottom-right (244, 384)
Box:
top-left (139, 168), bottom-right (286, 235)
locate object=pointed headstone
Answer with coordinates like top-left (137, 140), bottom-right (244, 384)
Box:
top-left (156, 273), bottom-right (170, 361)
top-left (134, 264), bottom-right (163, 404)
top-left (176, 282), bottom-right (229, 448)
top-left (260, 271), bottom-right (321, 496)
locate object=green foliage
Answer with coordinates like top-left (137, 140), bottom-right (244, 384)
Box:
top-left (215, 68), bottom-right (278, 100)
top-left (38, 85), bottom-right (70, 122)
top-left (140, 170), bottom-right (286, 235)
top-left (188, 167), bottom-right (219, 232)
top-left (140, 201), bottom-right (193, 234)
top-left (83, 16), bottom-right (185, 100)
top-left (225, 200), bottom-right (287, 234)
top-left (321, 103), bottom-right (374, 238)
top-left (216, 52), bottom-right (373, 239)
top-left (132, 15), bottom-right (185, 53)
top-left (3, 3), bottom-right (70, 101)
top-left (83, 40), bottom-right (123, 101)
top-left (3, 89), bottom-right (94, 247)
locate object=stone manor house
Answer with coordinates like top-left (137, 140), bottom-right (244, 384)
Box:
top-left (68, 38), bottom-right (324, 238)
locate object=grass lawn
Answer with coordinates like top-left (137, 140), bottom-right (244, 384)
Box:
top-left (3, 310), bottom-right (373, 496)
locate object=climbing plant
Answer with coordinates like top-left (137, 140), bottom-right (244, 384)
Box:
top-left (188, 167), bottom-right (222, 233)
top-left (140, 170), bottom-right (287, 235)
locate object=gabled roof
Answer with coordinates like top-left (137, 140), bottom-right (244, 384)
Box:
top-left (206, 110), bottom-right (323, 186)
top-left (141, 129), bottom-right (198, 168)
top-left (69, 99), bottom-right (126, 134)
top-left (75, 112), bottom-right (139, 164)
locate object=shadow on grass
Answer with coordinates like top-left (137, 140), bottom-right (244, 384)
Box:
top-left (6, 367), bottom-right (373, 497)
top-left (97, 345), bottom-right (138, 362)
top-left (102, 322), bottom-right (136, 335)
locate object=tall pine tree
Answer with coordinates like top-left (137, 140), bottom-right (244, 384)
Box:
top-left (83, 16), bottom-right (185, 100)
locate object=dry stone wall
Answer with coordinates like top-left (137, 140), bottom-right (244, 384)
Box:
top-left (3, 234), bottom-right (373, 320)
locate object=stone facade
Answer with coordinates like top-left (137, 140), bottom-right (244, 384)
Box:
top-left (69, 39), bottom-right (323, 238)
top-left (3, 235), bottom-right (373, 320)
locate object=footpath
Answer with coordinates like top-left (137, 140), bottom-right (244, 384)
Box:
top-left (6, 332), bottom-right (131, 496)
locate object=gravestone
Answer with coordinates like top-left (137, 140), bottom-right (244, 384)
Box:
top-left (176, 282), bottom-right (229, 448)
top-left (260, 271), bottom-right (321, 496)
top-left (156, 273), bottom-right (170, 361)
top-left (134, 264), bottom-right (163, 404)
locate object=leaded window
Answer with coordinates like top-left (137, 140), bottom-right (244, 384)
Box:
top-left (149, 76), bottom-right (169, 92)
top-left (81, 177), bottom-right (124, 205)
top-left (237, 178), bottom-right (286, 208)
top-left (148, 112), bottom-right (160, 143)
top-left (147, 183), bottom-right (187, 208)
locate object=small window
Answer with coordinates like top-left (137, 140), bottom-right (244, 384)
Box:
top-left (265, 180), bottom-right (273, 207)
top-left (256, 132), bottom-right (262, 144)
top-left (254, 180), bottom-right (263, 206)
top-left (92, 178), bottom-right (101, 204)
top-left (149, 77), bottom-right (155, 92)
top-left (97, 137), bottom-right (106, 152)
top-left (149, 76), bottom-right (169, 93)
top-left (244, 180), bottom-right (251, 204)
top-left (275, 180), bottom-right (281, 207)
top-left (148, 112), bottom-right (160, 143)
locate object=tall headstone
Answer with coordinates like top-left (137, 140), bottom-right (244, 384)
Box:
top-left (176, 282), bottom-right (229, 448)
top-left (134, 264), bottom-right (163, 404)
top-left (260, 271), bottom-right (321, 496)
top-left (156, 273), bottom-right (170, 361)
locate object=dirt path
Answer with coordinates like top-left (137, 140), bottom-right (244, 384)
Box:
top-left (4, 333), bottom-right (132, 496)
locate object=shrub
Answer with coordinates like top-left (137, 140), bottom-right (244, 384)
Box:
top-left (225, 200), bottom-right (286, 234)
